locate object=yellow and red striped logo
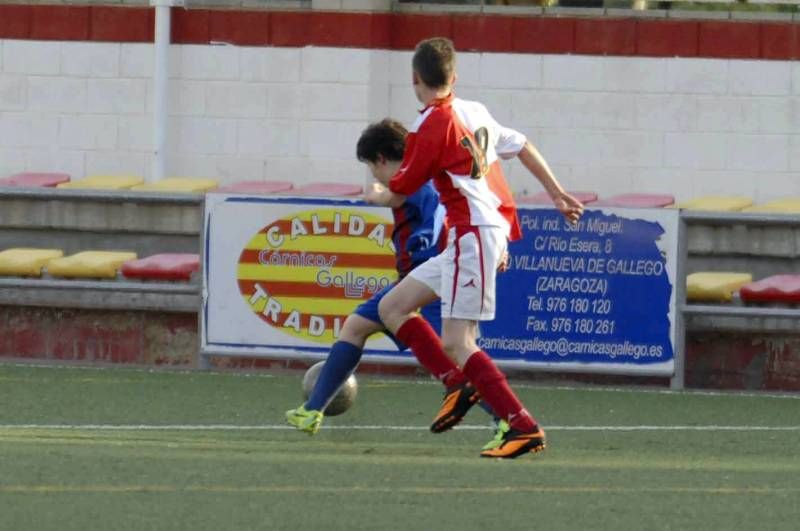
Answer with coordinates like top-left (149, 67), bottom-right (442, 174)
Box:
top-left (237, 208), bottom-right (397, 344)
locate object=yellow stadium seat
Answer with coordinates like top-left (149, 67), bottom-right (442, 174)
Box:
top-left (743, 198), bottom-right (800, 214)
top-left (0, 249), bottom-right (64, 277)
top-left (687, 272), bottom-right (753, 302)
top-left (678, 196), bottom-right (753, 212)
top-left (57, 175), bottom-right (143, 190)
top-left (46, 251), bottom-right (138, 279)
top-left (131, 177), bottom-right (219, 193)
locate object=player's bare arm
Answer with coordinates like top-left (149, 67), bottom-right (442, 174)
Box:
top-left (517, 141), bottom-right (584, 225)
top-left (364, 182), bottom-right (406, 208)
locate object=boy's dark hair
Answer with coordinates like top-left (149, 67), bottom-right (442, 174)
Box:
top-left (412, 37), bottom-right (455, 90)
top-left (356, 119), bottom-right (408, 163)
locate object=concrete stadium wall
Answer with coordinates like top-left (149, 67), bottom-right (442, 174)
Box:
top-left (2, 8), bottom-right (800, 201)
top-left (6, 40), bottom-right (800, 204)
top-left (4, 303), bottom-right (800, 390)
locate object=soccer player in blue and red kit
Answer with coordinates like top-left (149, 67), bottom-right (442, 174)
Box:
top-left (286, 119), bottom-right (502, 448)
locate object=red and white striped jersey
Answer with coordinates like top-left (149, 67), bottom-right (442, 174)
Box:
top-left (388, 94), bottom-right (525, 241)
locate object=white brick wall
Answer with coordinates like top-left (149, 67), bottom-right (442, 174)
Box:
top-left (181, 45), bottom-right (239, 81)
top-left (2, 39), bottom-right (799, 202)
top-left (0, 75), bottom-right (27, 111)
top-left (61, 42), bottom-right (120, 78)
top-left (479, 53), bottom-right (541, 89)
top-left (205, 82), bottom-right (268, 118)
top-left (59, 115), bottom-right (118, 150)
top-left (88, 79), bottom-right (147, 114)
top-left (664, 132), bottom-right (727, 170)
top-left (240, 47), bottom-right (300, 83)
top-left (3, 41), bottom-right (61, 75)
top-left (666, 58), bottom-right (729, 95)
top-left (28, 77), bottom-right (86, 113)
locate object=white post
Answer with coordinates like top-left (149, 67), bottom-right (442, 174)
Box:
top-left (151, 0), bottom-right (174, 182)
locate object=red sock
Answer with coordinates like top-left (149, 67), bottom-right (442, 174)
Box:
top-left (463, 350), bottom-right (537, 432)
top-left (395, 316), bottom-right (467, 388)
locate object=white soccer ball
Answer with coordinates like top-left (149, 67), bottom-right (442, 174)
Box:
top-left (301, 361), bottom-right (358, 416)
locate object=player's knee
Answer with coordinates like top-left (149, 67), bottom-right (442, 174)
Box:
top-left (377, 296), bottom-right (393, 322)
top-left (441, 335), bottom-right (477, 366)
top-left (379, 294), bottom-right (405, 320)
top-left (339, 315), bottom-right (379, 347)
top-left (441, 335), bottom-right (465, 356)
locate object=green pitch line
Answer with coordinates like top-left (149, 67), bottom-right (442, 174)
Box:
top-left (0, 364), bottom-right (798, 531)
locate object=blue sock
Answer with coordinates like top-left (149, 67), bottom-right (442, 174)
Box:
top-left (305, 341), bottom-right (362, 411)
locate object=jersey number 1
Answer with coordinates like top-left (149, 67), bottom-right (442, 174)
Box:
top-left (460, 127), bottom-right (489, 180)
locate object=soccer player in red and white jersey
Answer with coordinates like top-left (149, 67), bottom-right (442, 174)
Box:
top-left (378, 37), bottom-right (584, 459)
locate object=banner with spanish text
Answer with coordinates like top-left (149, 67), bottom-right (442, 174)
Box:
top-left (202, 195), bottom-right (679, 375)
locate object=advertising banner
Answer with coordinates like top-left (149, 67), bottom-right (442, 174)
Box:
top-left (202, 195), bottom-right (679, 375)
top-left (203, 194), bottom-right (401, 356)
top-left (479, 207), bottom-right (679, 375)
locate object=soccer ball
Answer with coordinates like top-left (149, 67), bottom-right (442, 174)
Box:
top-left (301, 361), bottom-right (358, 416)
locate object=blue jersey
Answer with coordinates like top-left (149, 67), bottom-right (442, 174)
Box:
top-left (392, 181), bottom-right (446, 278)
top-left (353, 182), bottom-right (446, 349)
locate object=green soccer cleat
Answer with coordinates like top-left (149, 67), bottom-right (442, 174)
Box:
top-left (285, 405), bottom-right (324, 435)
top-left (481, 419), bottom-right (510, 451)
top-left (480, 424), bottom-right (546, 459)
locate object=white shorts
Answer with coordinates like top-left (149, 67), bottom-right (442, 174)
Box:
top-left (408, 225), bottom-right (508, 321)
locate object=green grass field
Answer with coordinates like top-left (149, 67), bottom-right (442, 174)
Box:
top-left (0, 363), bottom-right (798, 530)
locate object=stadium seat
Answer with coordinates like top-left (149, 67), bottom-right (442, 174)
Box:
top-left (686, 272), bottom-right (753, 302)
top-left (47, 251), bottom-right (138, 279)
top-left (0, 172), bottom-right (71, 188)
top-left (743, 198), bottom-right (800, 214)
top-left (739, 274), bottom-right (800, 305)
top-left (0, 249), bottom-right (64, 277)
top-left (291, 182), bottom-right (362, 197)
top-left (677, 196), bottom-right (753, 212)
top-left (517, 191), bottom-right (598, 205)
top-left (131, 177), bottom-right (219, 193)
top-left (57, 175), bottom-right (143, 190)
top-left (592, 193), bottom-right (675, 208)
top-left (214, 180), bottom-right (293, 194)
top-left (121, 253), bottom-right (200, 281)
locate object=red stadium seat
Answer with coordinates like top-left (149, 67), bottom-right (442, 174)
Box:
top-left (517, 191), bottom-right (598, 205)
top-left (1, 172), bottom-right (70, 187)
top-left (215, 180), bottom-right (294, 194)
top-left (592, 193), bottom-right (675, 208)
top-left (291, 182), bottom-right (362, 197)
top-left (120, 253), bottom-right (200, 281)
top-left (739, 275), bottom-right (800, 305)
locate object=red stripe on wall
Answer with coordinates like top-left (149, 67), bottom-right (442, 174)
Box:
top-left (309, 12), bottom-right (376, 48)
top-left (453, 15), bottom-right (513, 53)
top-left (512, 17), bottom-right (575, 54)
top-left (270, 11), bottom-right (308, 47)
top-left (391, 13), bottom-right (453, 50)
top-left (210, 10), bottom-right (270, 46)
top-left (761, 22), bottom-right (799, 61)
top-left (90, 7), bottom-right (153, 43)
top-left (636, 19), bottom-right (698, 58)
top-left (0, 5), bottom-right (798, 61)
top-left (575, 18), bottom-right (636, 56)
top-left (0, 5), bottom-right (31, 39)
top-left (699, 20), bottom-right (760, 59)
top-left (171, 7), bottom-right (209, 44)
top-left (30, 5), bottom-right (89, 41)
top-left (369, 12), bottom-right (392, 49)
